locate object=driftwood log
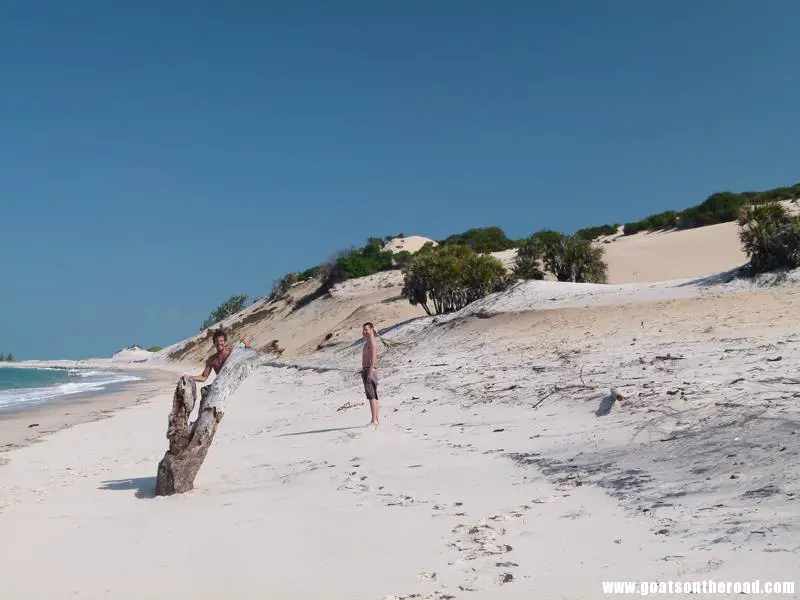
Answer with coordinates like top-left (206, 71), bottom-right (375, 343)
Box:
top-left (155, 345), bottom-right (259, 496)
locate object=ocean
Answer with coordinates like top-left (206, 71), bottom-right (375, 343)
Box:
top-left (0, 365), bottom-right (142, 413)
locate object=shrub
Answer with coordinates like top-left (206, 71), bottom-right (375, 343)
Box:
top-left (540, 233), bottom-right (608, 283)
top-left (623, 211), bottom-right (679, 235)
top-left (401, 244), bottom-right (508, 315)
top-left (512, 237), bottom-right (545, 280)
top-left (299, 266), bottom-right (320, 280)
top-left (441, 226), bottom-right (517, 253)
top-left (319, 238), bottom-right (397, 290)
top-left (200, 294), bottom-right (249, 330)
top-left (394, 250), bottom-right (413, 269)
top-left (738, 202), bottom-right (800, 274)
top-left (574, 224), bottom-right (619, 240)
top-left (618, 182), bottom-right (800, 236)
top-left (528, 229), bottom-right (564, 249)
top-left (270, 272), bottom-right (300, 300)
top-left (5, 353), bottom-right (13, 362)
top-left (146, 346), bottom-right (163, 352)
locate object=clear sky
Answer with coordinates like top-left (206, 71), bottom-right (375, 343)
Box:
top-left (2, 1), bottom-right (799, 360)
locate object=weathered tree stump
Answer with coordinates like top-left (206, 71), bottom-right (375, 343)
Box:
top-left (155, 345), bottom-right (259, 496)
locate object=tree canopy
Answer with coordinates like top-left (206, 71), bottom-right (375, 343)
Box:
top-left (401, 244), bottom-right (508, 315)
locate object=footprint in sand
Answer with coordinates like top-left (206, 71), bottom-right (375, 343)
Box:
top-left (560, 508), bottom-right (590, 519)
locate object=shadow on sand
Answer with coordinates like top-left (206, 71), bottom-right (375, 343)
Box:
top-left (595, 394), bottom-right (616, 417)
top-left (675, 267), bottom-right (744, 288)
top-left (98, 476), bottom-right (157, 499)
top-left (276, 426), bottom-right (364, 437)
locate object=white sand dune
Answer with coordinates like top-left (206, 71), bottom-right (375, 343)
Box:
top-left (384, 235), bottom-right (437, 254)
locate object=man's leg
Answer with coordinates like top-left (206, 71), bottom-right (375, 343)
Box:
top-left (362, 374), bottom-right (379, 427)
top-left (369, 383), bottom-right (379, 426)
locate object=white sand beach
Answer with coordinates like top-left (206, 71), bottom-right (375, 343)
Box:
top-left (1, 226), bottom-right (799, 599)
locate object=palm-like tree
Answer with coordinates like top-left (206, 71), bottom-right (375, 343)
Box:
top-left (737, 202), bottom-right (800, 273)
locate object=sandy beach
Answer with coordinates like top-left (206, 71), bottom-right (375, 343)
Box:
top-left (1, 248), bottom-right (799, 598)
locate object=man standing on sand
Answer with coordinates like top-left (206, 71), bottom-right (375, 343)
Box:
top-left (361, 322), bottom-right (380, 427)
top-left (190, 328), bottom-right (251, 398)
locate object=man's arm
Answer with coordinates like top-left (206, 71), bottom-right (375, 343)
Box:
top-left (190, 359), bottom-right (213, 382)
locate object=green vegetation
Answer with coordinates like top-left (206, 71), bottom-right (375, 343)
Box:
top-left (401, 244), bottom-right (508, 315)
top-left (394, 250), bottom-right (413, 269)
top-left (622, 183), bottom-right (800, 236)
top-left (440, 226), bottom-right (518, 253)
top-left (737, 202), bottom-right (800, 274)
top-left (299, 265), bottom-right (321, 280)
top-left (319, 237), bottom-right (406, 290)
top-left (330, 238), bottom-right (394, 280)
top-left (512, 237), bottom-right (545, 280)
top-left (540, 233), bottom-right (608, 283)
top-left (146, 346), bottom-right (163, 353)
top-left (622, 211), bottom-right (679, 236)
top-left (0, 352), bottom-right (14, 361)
top-left (574, 224), bottom-right (619, 240)
top-left (200, 294), bottom-right (249, 330)
top-left (512, 230), bottom-right (608, 284)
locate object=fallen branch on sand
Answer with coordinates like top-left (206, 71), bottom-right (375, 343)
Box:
top-left (336, 401), bottom-right (362, 412)
top-left (532, 390), bottom-right (555, 410)
top-left (532, 381), bottom-right (599, 410)
top-left (756, 376), bottom-right (800, 385)
top-left (654, 354), bottom-right (685, 361)
top-left (155, 346), bottom-right (259, 496)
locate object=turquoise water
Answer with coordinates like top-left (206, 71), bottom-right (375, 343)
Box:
top-left (0, 366), bottom-right (142, 412)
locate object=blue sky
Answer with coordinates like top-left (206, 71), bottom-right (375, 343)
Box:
top-left (2, 1), bottom-right (799, 360)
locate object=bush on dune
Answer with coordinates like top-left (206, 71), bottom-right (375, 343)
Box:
top-left (540, 232), bottom-right (608, 283)
top-left (512, 237), bottom-right (545, 281)
top-left (200, 294), bottom-right (249, 330)
top-left (738, 201), bottom-right (800, 274)
top-left (574, 224), bottom-right (619, 240)
top-left (401, 244), bottom-right (508, 315)
top-left (620, 182), bottom-right (800, 236)
top-left (440, 226), bottom-right (518, 253)
top-left (511, 230), bottom-right (608, 283)
top-left (319, 237), bottom-right (400, 290)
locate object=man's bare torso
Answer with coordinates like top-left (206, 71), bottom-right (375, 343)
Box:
top-left (209, 347), bottom-right (233, 374)
top-left (362, 338), bottom-right (376, 369)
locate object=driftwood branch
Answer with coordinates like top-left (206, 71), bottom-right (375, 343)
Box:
top-left (155, 346), bottom-right (260, 496)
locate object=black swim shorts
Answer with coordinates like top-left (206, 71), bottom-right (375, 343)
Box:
top-left (361, 368), bottom-right (378, 400)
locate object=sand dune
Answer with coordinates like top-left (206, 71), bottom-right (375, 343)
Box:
top-left (384, 235), bottom-right (437, 254)
top-left (152, 222), bottom-right (753, 371)
top-left (601, 222), bottom-right (747, 284)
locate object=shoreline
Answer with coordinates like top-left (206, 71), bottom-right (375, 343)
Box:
top-left (0, 365), bottom-right (180, 454)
